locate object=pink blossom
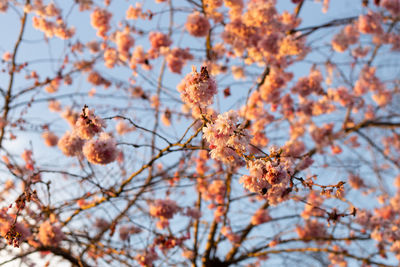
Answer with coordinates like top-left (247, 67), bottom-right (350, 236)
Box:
top-left (44, 78), bottom-right (60, 94)
top-left (331, 24), bottom-right (359, 52)
top-left (130, 45), bottom-right (151, 70)
top-left (61, 107), bottom-right (80, 127)
top-left (86, 40), bottom-right (100, 53)
top-left (292, 70), bottom-right (324, 97)
top-left (149, 32), bottom-right (172, 49)
top-left (87, 71), bottom-right (111, 88)
top-left (239, 154), bottom-right (291, 205)
top-left (166, 48), bottom-right (193, 74)
top-left (74, 107), bottom-right (106, 140)
top-left (58, 131), bottom-right (84, 156)
top-left (372, 90), bottom-right (392, 107)
top-left (296, 220), bottom-right (327, 241)
top-left (185, 12), bottom-right (210, 37)
top-left (42, 131), bottom-right (58, 147)
top-left (185, 207), bottom-right (201, 219)
top-left (2, 52), bottom-right (11, 61)
top-left (202, 180), bottom-right (226, 204)
top-left (177, 66), bottom-right (217, 108)
top-left (0, 208), bottom-right (30, 247)
top-left (104, 47), bottom-right (118, 68)
top-left (119, 225), bottom-right (141, 241)
top-left (149, 199), bottom-right (180, 220)
top-left (260, 69), bottom-right (292, 104)
top-left (115, 30), bottom-right (134, 61)
top-left (91, 8), bottom-right (112, 38)
top-left (220, 226), bottom-right (240, 243)
top-left (32, 16), bottom-right (75, 40)
top-left (115, 121), bottom-right (135, 135)
top-left (135, 247), bottom-right (158, 266)
top-left (126, 3), bottom-right (143, 20)
top-left (48, 100), bottom-right (61, 112)
top-left (258, 32), bottom-right (282, 55)
top-left (354, 66), bottom-right (385, 96)
top-left (358, 11), bottom-right (383, 35)
top-left (38, 220), bottom-right (64, 246)
top-left (309, 123), bottom-right (334, 147)
top-left (82, 133), bottom-right (118, 165)
top-left (301, 191), bottom-right (325, 219)
top-left (390, 241), bottom-right (400, 261)
top-left (381, 0), bottom-right (400, 16)
top-left (352, 46), bottom-right (370, 58)
top-left (251, 209), bottom-right (271, 225)
top-left (202, 110), bottom-right (250, 163)
top-left (161, 109), bottom-right (171, 126)
top-left (0, 0), bottom-right (7, 12)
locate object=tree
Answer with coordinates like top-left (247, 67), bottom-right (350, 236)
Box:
top-left (0, 0), bottom-right (399, 266)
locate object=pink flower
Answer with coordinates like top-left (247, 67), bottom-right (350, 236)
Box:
top-left (251, 209), bottom-right (271, 225)
top-left (0, 208), bottom-right (30, 248)
top-left (166, 48), bottom-right (193, 74)
top-left (91, 8), bottom-right (112, 38)
top-left (87, 71), bottom-right (111, 88)
top-left (115, 30), bottom-right (134, 61)
top-left (104, 47), bottom-right (118, 68)
top-left (74, 107), bottom-right (106, 140)
top-left (185, 208), bottom-right (201, 219)
top-left (58, 131), bottom-right (84, 156)
top-left (149, 32), bottom-right (172, 49)
top-left (42, 131), bottom-right (58, 147)
top-left (358, 11), bottom-right (382, 35)
top-left (149, 199), bottom-right (180, 220)
top-left (239, 150), bottom-right (291, 205)
top-left (220, 226), bottom-right (240, 243)
top-left (130, 45), bottom-right (151, 70)
top-left (48, 100), bottom-right (61, 112)
top-left (260, 69), bottom-right (292, 104)
top-left (185, 12), bottom-right (210, 37)
top-left (292, 70), bottom-right (324, 97)
top-left (119, 225), bottom-right (141, 241)
top-left (202, 180), bottom-right (226, 204)
top-left (202, 110), bottom-right (250, 163)
top-left (61, 107), bottom-right (80, 127)
top-left (296, 220), bottom-right (327, 241)
top-left (126, 3), bottom-right (143, 20)
top-left (309, 123), bottom-right (334, 147)
top-left (44, 78), bottom-right (60, 94)
top-left (381, 0), bottom-right (400, 16)
top-left (135, 247), bottom-right (158, 266)
top-left (115, 121), bottom-right (135, 135)
top-left (177, 66), bottom-right (217, 108)
top-left (82, 133), bottom-right (118, 165)
top-left (38, 220), bottom-right (64, 246)
top-left (161, 109), bottom-right (172, 126)
top-left (2, 52), bottom-right (11, 61)
top-left (258, 32), bottom-right (281, 54)
top-left (331, 24), bottom-right (359, 52)
top-left (354, 65), bottom-right (384, 96)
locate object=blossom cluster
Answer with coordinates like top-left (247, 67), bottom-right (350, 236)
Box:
top-left (149, 199), bottom-right (180, 229)
top-left (202, 110), bottom-right (250, 164)
top-left (185, 12), bottom-right (210, 37)
top-left (38, 220), bottom-right (65, 247)
top-left (296, 219), bottom-right (328, 242)
top-left (28, 2), bottom-right (75, 40)
top-left (58, 107), bottom-right (118, 165)
top-left (177, 66), bottom-right (217, 108)
top-left (0, 208), bottom-right (30, 247)
top-left (239, 151), bottom-right (292, 205)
